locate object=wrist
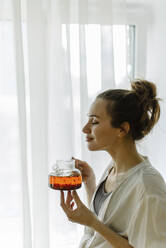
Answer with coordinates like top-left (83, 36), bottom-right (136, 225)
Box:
top-left (90, 215), bottom-right (101, 230)
top-left (84, 176), bottom-right (96, 186)
top-left (84, 180), bottom-right (96, 197)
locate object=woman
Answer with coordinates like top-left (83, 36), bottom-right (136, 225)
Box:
top-left (60, 79), bottom-right (166, 248)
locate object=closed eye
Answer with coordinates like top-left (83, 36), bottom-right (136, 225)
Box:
top-left (91, 122), bottom-right (99, 125)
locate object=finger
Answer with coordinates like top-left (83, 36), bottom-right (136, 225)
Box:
top-left (60, 191), bottom-right (71, 215)
top-left (71, 201), bottom-right (75, 209)
top-left (71, 190), bottom-right (82, 206)
top-left (72, 158), bottom-right (83, 171)
top-left (60, 190), bottom-right (65, 205)
top-left (73, 158), bottom-right (82, 164)
top-left (77, 166), bottom-right (83, 172)
top-left (66, 191), bottom-right (73, 207)
top-left (68, 201), bottom-right (75, 210)
top-left (72, 157), bottom-right (81, 163)
top-left (75, 161), bottom-right (83, 171)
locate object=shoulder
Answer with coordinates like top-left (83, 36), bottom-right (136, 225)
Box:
top-left (134, 160), bottom-right (166, 197)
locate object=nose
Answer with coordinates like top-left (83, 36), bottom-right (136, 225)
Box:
top-left (82, 122), bottom-right (91, 134)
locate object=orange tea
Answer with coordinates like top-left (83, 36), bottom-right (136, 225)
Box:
top-left (49, 174), bottom-right (82, 190)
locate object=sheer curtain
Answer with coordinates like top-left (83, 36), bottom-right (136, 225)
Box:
top-left (0, 0), bottom-right (128, 248)
top-left (0, 0), bottom-right (32, 248)
top-left (47, 1), bottom-right (127, 247)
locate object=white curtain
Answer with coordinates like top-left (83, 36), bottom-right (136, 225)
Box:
top-left (2, 0), bottom-right (166, 247)
top-left (47, 1), bottom-right (127, 247)
top-left (0, 0), bottom-right (129, 248)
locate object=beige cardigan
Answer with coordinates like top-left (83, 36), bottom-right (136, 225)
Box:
top-left (79, 158), bottom-right (166, 248)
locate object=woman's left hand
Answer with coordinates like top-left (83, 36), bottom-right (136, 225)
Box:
top-left (60, 190), bottom-right (97, 227)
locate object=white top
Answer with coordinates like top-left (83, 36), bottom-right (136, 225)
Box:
top-left (79, 158), bottom-right (166, 248)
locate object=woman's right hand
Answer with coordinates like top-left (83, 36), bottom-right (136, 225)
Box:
top-left (72, 157), bottom-right (96, 185)
top-left (72, 157), bottom-right (96, 206)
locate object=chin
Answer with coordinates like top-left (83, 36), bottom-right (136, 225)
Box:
top-left (88, 147), bottom-right (97, 151)
top-left (87, 144), bottom-right (100, 151)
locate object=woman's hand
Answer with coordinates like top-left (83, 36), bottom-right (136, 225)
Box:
top-left (60, 191), bottom-right (133, 248)
top-left (72, 157), bottom-right (96, 185)
top-left (60, 190), bottom-right (97, 227)
top-left (72, 157), bottom-right (96, 206)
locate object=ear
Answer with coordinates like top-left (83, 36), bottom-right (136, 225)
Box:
top-left (118, 122), bottom-right (130, 138)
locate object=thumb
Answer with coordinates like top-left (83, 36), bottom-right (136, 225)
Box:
top-left (72, 190), bottom-right (82, 206)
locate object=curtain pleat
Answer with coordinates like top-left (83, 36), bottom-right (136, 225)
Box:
top-left (100, 25), bottom-right (115, 90)
top-left (12, 0), bottom-right (32, 247)
top-left (26, 0), bottom-right (49, 247)
top-left (79, 25), bottom-right (90, 160)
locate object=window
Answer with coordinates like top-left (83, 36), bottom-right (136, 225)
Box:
top-left (62, 24), bottom-right (135, 97)
top-left (0, 21), bottom-right (135, 248)
top-left (48, 24), bottom-right (136, 248)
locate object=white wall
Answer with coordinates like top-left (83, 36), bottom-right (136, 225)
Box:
top-left (146, 0), bottom-right (166, 178)
top-left (128, 0), bottom-right (166, 178)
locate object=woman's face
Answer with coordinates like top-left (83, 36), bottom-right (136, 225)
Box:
top-left (82, 98), bottom-right (120, 152)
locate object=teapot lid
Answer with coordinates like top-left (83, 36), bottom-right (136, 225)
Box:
top-left (52, 159), bottom-right (75, 171)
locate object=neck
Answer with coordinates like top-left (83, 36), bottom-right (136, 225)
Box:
top-left (108, 139), bottom-right (144, 175)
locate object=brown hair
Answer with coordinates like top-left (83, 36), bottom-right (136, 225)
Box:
top-left (97, 79), bottom-right (161, 140)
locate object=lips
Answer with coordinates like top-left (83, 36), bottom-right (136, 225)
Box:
top-left (86, 137), bottom-right (94, 142)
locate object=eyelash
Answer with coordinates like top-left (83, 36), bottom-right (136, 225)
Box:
top-left (91, 122), bottom-right (99, 125)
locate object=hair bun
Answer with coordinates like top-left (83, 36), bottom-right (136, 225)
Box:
top-left (97, 79), bottom-right (160, 140)
top-left (131, 79), bottom-right (157, 100)
top-left (130, 79), bottom-right (160, 139)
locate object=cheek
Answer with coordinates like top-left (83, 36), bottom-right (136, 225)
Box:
top-left (93, 126), bottom-right (111, 140)
top-left (93, 125), bottom-right (118, 143)
top-left (92, 126), bottom-right (102, 136)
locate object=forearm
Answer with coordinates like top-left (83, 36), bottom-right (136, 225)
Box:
top-left (84, 179), bottom-right (96, 206)
top-left (91, 218), bottom-right (133, 248)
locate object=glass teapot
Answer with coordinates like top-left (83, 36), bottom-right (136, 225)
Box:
top-left (49, 159), bottom-right (82, 190)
